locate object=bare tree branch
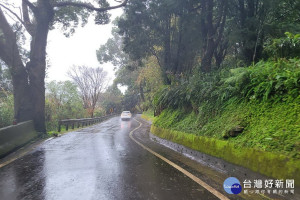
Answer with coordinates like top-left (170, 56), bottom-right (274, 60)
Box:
top-left (68, 66), bottom-right (108, 117)
top-left (0, 1), bottom-right (35, 36)
top-left (0, 8), bottom-right (25, 75)
top-left (54, 0), bottom-right (128, 12)
top-left (22, 0), bottom-right (35, 35)
top-left (0, 3), bottom-right (26, 27)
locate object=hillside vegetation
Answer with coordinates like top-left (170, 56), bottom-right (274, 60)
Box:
top-left (153, 58), bottom-right (300, 158)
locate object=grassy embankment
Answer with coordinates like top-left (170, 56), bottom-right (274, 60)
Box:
top-left (141, 109), bottom-right (156, 122)
top-left (144, 59), bottom-right (300, 183)
top-left (154, 99), bottom-right (300, 158)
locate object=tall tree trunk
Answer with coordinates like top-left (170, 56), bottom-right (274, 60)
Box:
top-left (174, 16), bottom-right (183, 74)
top-left (162, 15), bottom-right (171, 84)
top-left (0, 9), bottom-right (33, 123)
top-left (0, 2), bottom-right (53, 133)
top-left (12, 66), bottom-right (33, 122)
top-left (21, 1), bottom-right (53, 133)
top-left (200, 0), bottom-right (228, 72)
top-left (200, 0), bottom-right (214, 73)
top-left (201, 39), bottom-right (215, 73)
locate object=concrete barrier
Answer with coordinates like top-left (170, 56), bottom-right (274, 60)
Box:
top-left (0, 121), bottom-right (39, 158)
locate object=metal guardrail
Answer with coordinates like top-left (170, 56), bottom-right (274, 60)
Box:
top-left (58, 114), bottom-right (116, 132)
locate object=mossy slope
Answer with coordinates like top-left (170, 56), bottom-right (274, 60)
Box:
top-left (151, 96), bottom-right (300, 184)
top-left (151, 126), bottom-right (300, 185)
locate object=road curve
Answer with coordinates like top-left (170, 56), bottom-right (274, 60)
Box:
top-left (0, 116), bottom-right (221, 200)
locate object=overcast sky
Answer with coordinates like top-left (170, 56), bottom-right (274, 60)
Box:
top-left (46, 2), bottom-right (123, 84)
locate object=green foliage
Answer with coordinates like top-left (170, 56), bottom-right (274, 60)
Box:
top-left (141, 109), bottom-right (156, 121)
top-left (0, 61), bottom-right (12, 93)
top-left (0, 62), bottom-right (14, 128)
top-left (153, 77), bottom-right (192, 114)
top-left (96, 25), bottom-right (129, 68)
top-left (0, 94), bottom-right (14, 128)
top-left (153, 58), bottom-right (300, 157)
top-left (264, 32), bottom-right (300, 59)
top-left (137, 56), bottom-right (164, 111)
top-left (45, 81), bottom-right (88, 131)
top-left (246, 59), bottom-right (300, 101)
top-left (52, 0), bottom-right (111, 37)
top-left (118, 0), bottom-right (300, 75)
top-left (154, 98), bottom-right (300, 158)
top-left (154, 59), bottom-right (300, 114)
top-left (118, 0), bottom-right (203, 79)
top-left (122, 90), bottom-right (139, 112)
top-left (100, 84), bottom-right (123, 114)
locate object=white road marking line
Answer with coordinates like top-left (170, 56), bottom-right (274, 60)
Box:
top-left (130, 118), bottom-right (230, 200)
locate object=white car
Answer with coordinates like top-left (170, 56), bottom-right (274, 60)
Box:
top-left (121, 111), bottom-right (132, 120)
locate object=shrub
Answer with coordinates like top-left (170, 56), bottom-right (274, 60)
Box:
top-left (264, 32), bottom-right (300, 59)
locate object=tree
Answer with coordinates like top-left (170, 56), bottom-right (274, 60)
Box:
top-left (96, 23), bottom-right (129, 68)
top-left (225, 0), bottom-right (300, 65)
top-left (0, 0), bottom-right (128, 133)
top-left (118, 0), bottom-right (204, 83)
top-left (68, 65), bottom-right (108, 118)
top-left (100, 84), bottom-right (123, 114)
top-left (98, 17), bottom-right (165, 111)
top-left (118, 0), bottom-right (231, 78)
top-left (198, 0), bottom-right (228, 72)
top-left (136, 56), bottom-right (163, 110)
top-left (45, 80), bottom-right (87, 130)
top-left (96, 21), bottom-right (143, 111)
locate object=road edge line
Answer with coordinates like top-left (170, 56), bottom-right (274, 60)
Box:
top-left (130, 118), bottom-right (230, 200)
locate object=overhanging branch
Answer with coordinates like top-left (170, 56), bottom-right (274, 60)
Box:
top-left (0, 3), bottom-right (26, 27)
top-left (54, 0), bottom-right (128, 12)
top-left (0, 8), bottom-right (25, 71)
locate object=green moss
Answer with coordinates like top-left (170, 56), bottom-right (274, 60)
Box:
top-left (151, 125), bottom-right (300, 185)
top-left (153, 96), bottom-right (300, 158)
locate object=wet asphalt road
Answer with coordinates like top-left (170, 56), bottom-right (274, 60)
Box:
top-left (0, 116), bottom-right (219, 200)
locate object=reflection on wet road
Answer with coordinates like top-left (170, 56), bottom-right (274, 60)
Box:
top-left (0, 117), bottom-right (218, 200)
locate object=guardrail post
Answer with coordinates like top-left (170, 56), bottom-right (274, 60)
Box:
top-left (77, 121), bottom-right (80, 128)
top-left (66, 124), bottom-right (69, 131)
top-left (72, 122), bottom-right (75, 129)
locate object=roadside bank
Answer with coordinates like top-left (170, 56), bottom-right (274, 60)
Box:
top-left (150, 125), bottom-right (300, 185)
